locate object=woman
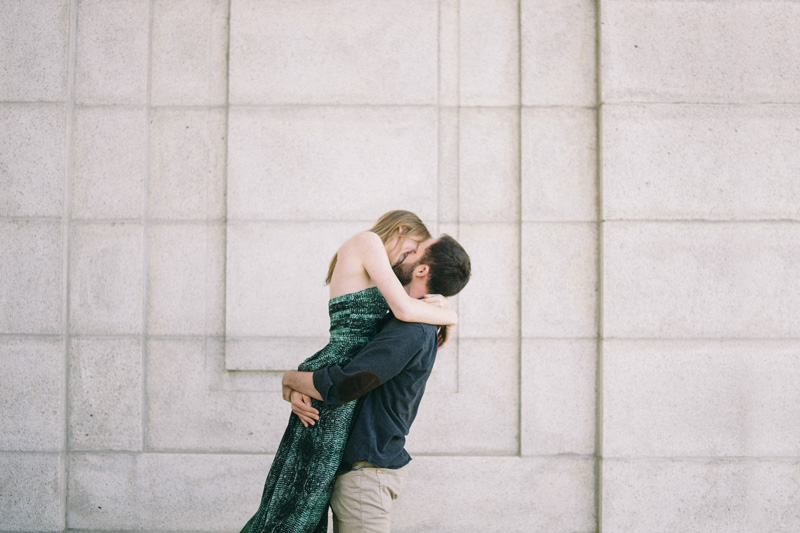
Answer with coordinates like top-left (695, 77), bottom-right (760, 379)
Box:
top-left (241, 211), bottom-right (457, 533)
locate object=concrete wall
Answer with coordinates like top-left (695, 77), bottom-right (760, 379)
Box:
top-left (1, 1), bottom-right (798, 532)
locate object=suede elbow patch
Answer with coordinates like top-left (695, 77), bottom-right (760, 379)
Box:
top-left (337, 371), bottom-right (380, 403)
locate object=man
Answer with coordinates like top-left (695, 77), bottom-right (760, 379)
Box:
top-left (282, 234), bottom-right (471, 532)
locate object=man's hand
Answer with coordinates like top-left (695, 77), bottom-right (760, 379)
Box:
top-left (282, 383), bottom-right (292, 402)
top-left (290, 390), bottom-right (320, 428)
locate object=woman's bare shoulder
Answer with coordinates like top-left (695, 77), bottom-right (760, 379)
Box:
top-left (338, 231), bottom-right (380, 255)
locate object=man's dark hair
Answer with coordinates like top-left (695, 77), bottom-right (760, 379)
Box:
top-left (421, 234), bottom-right (471, 297)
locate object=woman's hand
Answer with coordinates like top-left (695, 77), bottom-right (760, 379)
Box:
top-left (422, 294), bottom-right (448, 309)
top-left (290, 390), bottom-right (319, 428)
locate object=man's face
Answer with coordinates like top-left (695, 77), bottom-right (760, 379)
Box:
top-left (392, 238), bottom-right (436, 286)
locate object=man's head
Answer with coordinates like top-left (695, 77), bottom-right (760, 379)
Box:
top-left (392, 234), bottom-right (471, 299)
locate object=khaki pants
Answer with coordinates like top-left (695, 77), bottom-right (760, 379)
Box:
top-left (330, 462), bottom-right (408, 533)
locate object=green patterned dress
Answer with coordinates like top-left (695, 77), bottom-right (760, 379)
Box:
top-left (241, 286), bottom-right (389, 533)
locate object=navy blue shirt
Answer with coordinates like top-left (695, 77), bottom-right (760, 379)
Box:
top-left (312, 316), bottom-right (438, 474)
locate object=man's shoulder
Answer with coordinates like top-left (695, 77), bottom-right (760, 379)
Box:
top-left (380, 317), bottom-right (437, 344)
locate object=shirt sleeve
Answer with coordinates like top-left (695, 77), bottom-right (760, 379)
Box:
top-left (312, 320), bottom-right (429, 406)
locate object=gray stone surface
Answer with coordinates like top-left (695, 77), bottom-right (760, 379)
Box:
top-left (69, 337), bottom-right (142, 451)
top-left (437, 107), bottom-right (460, 221)
top-left (521, 0), bottom-right (596, 106)
top-left (460, 0), bottom-right (519, 106)
top-left (0, 220), bottom-right (63, 334)
top-left (457, 223), bottom-right (519, 339)
top-left (225, 221), bottom-right (361, 339)
top-left (5, 0), bottom-right (800, 530)
top-left (0, 104), bottom-right (65, 217)
top-left (604, 339), bottom-right (800, 457)
top-left (0, 0), bottom-right (69, 102)
top-left (147, 223), bottom-right (224, 336)
top-left (459, 108), bottom-right (519, 222)
top-left (70, 223), bottom-right (144, 335)
top-left (522, 339), bottom-right (596, 456)
top-left (603, 105), bottom-right (800, 220)
top-left (148, 109), bottom-right (227, 220)
top-left (603, 459), bottom-right (800, 532)
top-left (0, 337), bottom-right (64, 451)
top-left (522, 107), bottom-right (597, 222)
top-left (229, 0), bottom-right (437, 105)
top-left (224, 336), bottom-right (330, 372)
top-left (67, 452), bottom-right (272, 530)
top-left (411, 338), bottom-right (518, 454)
top-left (151, 0), bottom-right (229, 106)
top-left (395, 456), bottom-right (595, 532)
top-left (146, 339), bottom-right (283, 452)
top-left (72, 107), bottom-right (146, 219)
top-left (438, 0), bottom-right (459, 106)
top-left (227, 106), bottom-right (438, 221)
top-left (604, 222), bottom-right (800, 338)
top-left (602, 1), bottom-right (800, 103)
top-left (423, 335), bottom-right (458, 394)
top-left (522, 222), bottom-right (598, 337)
top-left (75, 0), bottom-right (148, 105)
top-left (0, 453), bottom-right (64, 531)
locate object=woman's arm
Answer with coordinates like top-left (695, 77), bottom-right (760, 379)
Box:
top-left (357, 232), bottom-right (457, 326)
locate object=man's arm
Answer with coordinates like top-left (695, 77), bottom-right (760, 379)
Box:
top-left (283, 320), bottom-right (430, 424)
top-left (282, 371), bottom-right (321, 428)
top-left (282, 370), bottom-right (322, 401)
top-left (314, 320), bottom-right (428, 405)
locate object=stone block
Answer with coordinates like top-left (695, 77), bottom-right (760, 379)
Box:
top-left (0, 0), bottom-right (69, 102)
top-left (0, 104), bottom-right (65, 217)
top-left (147, 223), bottom-right (224, 336)
top-left (227, 107), bottom-right (438, 221)
top-left (0, 337), bottom-right (64, 451)
top-left (522, 222), bottom-right (597, 337)
top-left (148, 108), bottom-right (226, 220)
top-left (0, 453), bottom-right (64, 531)
top-left (72, 107), bottom-right (146, 219)
top-left (457, 224), bottom-right (519, 339)
top-left (395, 456), bottom-right (595, 532)
top-left (70, 223), bottom-right (143, 335)
top-left (604, 222), bottom-right (800, 338)
top-left (601, 1), bottom-right (800, 103)
top-left (225, 221), bottom-right (362, 339)
top-left (437, 107), bottom-right (459, 222)
top-left (0, 221), bottom-right (63, 334)
top-left (603, 105), bottom-right (800, 220)
top-left (604, 339), bottom-right (800, 458)
top-left (438, 0), bottom-right (459, 106)
top-left (75, 0), bottom-right (148, 105)
top-left (424, 335), bottom-right (458, 394)
top-left (603, 459), bottom-right (800, 532)
top-left (411, 339), bottom-right (518, 454)
top-left (67, 452), bottom-right (273, 530)
top-left (521, 339), bottom-right (596, 456)
top-left (459, 108), bottom-right (519, 222)
top-left (69, 337), bottom-right (142, 451)
top-left (521, 0), bottom-right (596, 106)
top-left (522, 107), bottom-right (597, 222)
top-left (224, 337), bottom-right (331, 372)
top-left (147, 339), bottom-right (285, 452)
top-left (229, 0), bottom-right (437, 105)
top-left (151, 0), bottom-right (229, 106)
top-left (460, 0), bottom-right (519, 106)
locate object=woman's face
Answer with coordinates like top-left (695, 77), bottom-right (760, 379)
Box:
top-left (384, 233), bottom-right (422, 267)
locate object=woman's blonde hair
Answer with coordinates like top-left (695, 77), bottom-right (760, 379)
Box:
top-left (325, 210), bottom-right (432, 285)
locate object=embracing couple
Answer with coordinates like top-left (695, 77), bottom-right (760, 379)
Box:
top-left (240, 211), bottom-right (472, 533)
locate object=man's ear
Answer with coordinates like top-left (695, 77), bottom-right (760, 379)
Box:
top-left (415, 264), bottom-right (430, 278)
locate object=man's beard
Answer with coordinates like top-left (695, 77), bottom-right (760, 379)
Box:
top-left (392, 259), bottom-right (419, 286)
